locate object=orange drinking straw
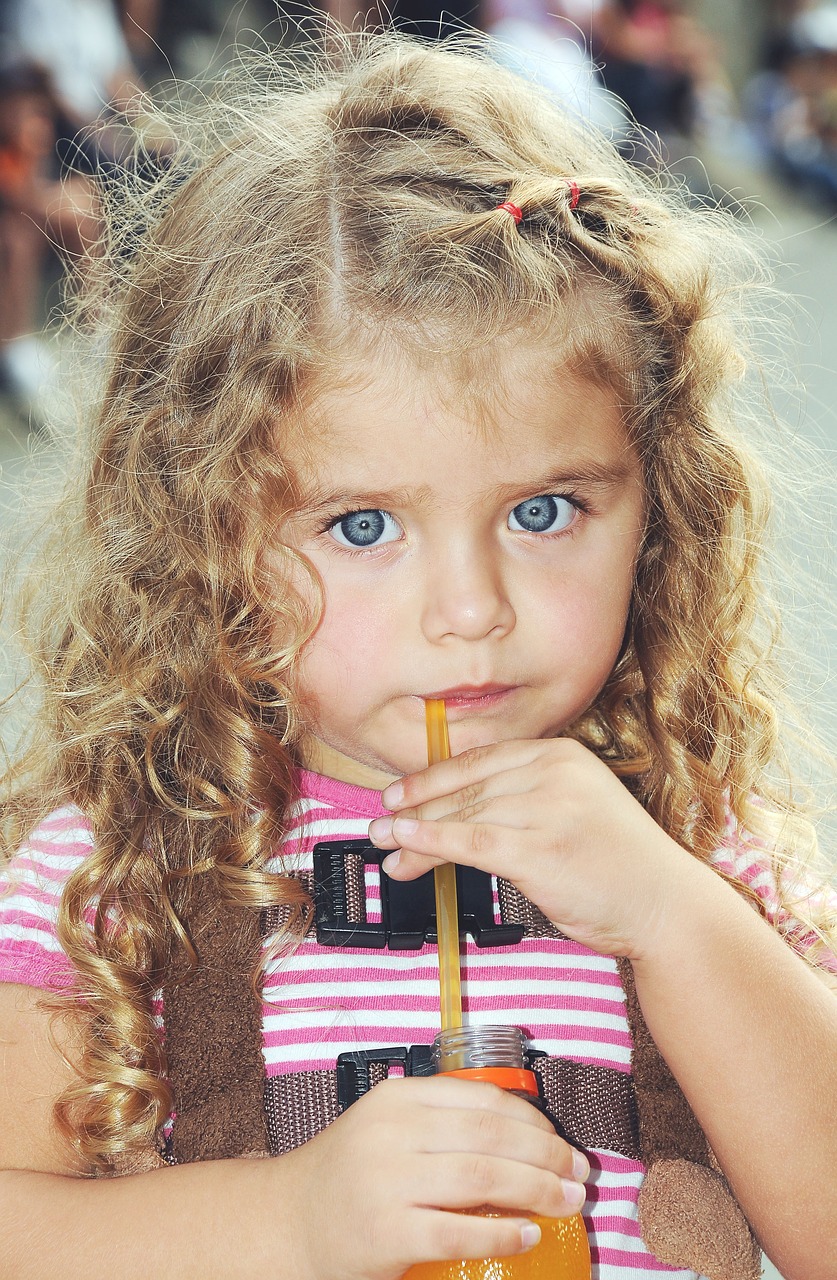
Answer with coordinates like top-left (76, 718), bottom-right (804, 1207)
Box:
top-left (425, 699), bottom-right (463, 1032)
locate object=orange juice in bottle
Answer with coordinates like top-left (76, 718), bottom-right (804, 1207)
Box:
top-left (403, 1026), bottom-right (591, 1280)
top-left (404, 1212), bottom-right (590, 1280)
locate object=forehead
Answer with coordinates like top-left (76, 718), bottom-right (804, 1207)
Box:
top-left (286, 326), bottom-right (635, 496)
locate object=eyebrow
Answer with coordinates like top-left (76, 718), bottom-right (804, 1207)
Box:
top-left (297, 461), bottom-right (636, 515)
top-left (298, 484), bottom-right (434, 516)
top-left (513, 462), bottom-right (635, 492)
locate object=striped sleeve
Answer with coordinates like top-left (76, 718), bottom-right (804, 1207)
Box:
top-left (710, 810), bottom-right (837, 973)
top-left (0, 806), bottom-right (93, 990)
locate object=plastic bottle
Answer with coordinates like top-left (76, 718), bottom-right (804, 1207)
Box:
top-left (403, 1025), bottom-right (591, 1280)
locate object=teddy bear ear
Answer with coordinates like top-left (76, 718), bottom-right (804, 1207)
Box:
top-left (638, 1159), bottom-right (762, 1280)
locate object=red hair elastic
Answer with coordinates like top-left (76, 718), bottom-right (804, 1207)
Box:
top-left (566, 179), bottom-right (580, 210)
top-left (496, 200), bottom-right (523, 224)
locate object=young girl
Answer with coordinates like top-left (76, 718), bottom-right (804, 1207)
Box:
top-left (1, 30), bottom-right (836, 1280)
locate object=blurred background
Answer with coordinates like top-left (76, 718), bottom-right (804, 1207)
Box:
top-left (0, 12), bottom-right (834, 1276)
top-left (2, 0), bottom-right (837, 429)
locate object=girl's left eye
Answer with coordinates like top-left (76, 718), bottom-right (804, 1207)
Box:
top-left (328, 509), bottom-right (401, 548)
top-left (508, 495), bottom-right (576, 534)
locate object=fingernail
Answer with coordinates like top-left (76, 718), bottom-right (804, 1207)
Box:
top-left (392, 817), bottom-right (419, 837)
top-left (368, 817), bottom-right (393, 844)
top-left (382, 851), bottom-right (401, 874)
top-left (519, 1222), bottom-right (541, 1251)
top-left (562, 1179), bottom-right (586, 1209)
top-left (381, 781), bottom-right (404, 808)
top-left (571, 1150), bottom-right (590, 1182)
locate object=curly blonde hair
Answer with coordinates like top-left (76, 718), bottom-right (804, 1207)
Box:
top-left (1, 29), bottom-right (834, 1171)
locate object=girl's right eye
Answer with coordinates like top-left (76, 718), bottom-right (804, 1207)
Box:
top-left (327, 509), bottom-right (401, 548)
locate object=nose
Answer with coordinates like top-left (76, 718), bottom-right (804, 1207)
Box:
top-left (420, 543), bottom-right (516, 643)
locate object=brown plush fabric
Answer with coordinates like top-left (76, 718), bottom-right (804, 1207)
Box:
top-left (108, 1146), bottom-right (167, 1176)
top-left (617, 958), bottom-right (760, 1280)
top-left (640, 1161), bottom-right (762, 1280)
top-left (161, 874), bottom-right (268, 1163)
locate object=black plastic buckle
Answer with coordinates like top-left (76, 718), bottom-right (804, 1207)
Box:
top-left (312, 838), bottom-right (525, 950)
top-left (336, 1044), bottom-right (435, 1110)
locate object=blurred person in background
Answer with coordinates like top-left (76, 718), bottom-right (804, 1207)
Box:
top-left (0, 0), bottom-right (163, 417)
top-left (316, 0), bottom-right (731, 188)
top-left (593, 0), bottom-right (732, 158)
top-left (120, 0), bottom-right (162, 75)
top-left (745, 1), bottom-right (837, 206)
top-left (482, 0), bottom-right (628, 137)
top-left (0, 56), bottom-right (99, 414)
top-left (6, 0), bottom-right (145, 139)
top-left (322, 0), bottom-right (481, 39)
top-left (310, 0), bottom-right (627, 137)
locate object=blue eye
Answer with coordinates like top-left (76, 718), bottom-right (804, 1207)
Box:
top-left (329, 509), bottom-right (401, 548)
top-left (508, 495), bottom-right (575, 534)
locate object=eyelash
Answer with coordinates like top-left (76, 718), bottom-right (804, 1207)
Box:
top-left (315, 510), bottom-right (400, 547)
top-left (316, 492), bottom-right (591, 550)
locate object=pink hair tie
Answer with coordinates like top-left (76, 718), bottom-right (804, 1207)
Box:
top-left (566, 179), bottom-right (580, 210)
top-left (496, 200), bottom-right (523, 225)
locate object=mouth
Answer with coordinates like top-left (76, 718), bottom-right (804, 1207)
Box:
top-left (421, 685), bottom-right (518, 712)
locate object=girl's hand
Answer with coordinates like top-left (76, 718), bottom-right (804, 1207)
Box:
top-left (369, 738), bottom-right (703, 961)
top-left (284, 1074), bottom-right (589, 1280)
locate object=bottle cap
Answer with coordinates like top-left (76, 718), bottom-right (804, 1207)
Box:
top-left (442, 1066), bottom-right (539, 1095)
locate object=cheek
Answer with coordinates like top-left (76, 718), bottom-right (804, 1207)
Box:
top-left (263, 544), bottom-right (323, 649)
top-left (294, 582), bottom-right (399, 705)
top-left (537, 550), bottom-right (636, 670)
top-left (557, 591), bottom-right (629, 667)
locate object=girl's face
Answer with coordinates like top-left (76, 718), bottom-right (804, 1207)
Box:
top-left (276, 338), bottom-right (645, 787)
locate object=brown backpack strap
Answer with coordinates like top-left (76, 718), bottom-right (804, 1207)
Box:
top-left (262, 1053), bottom-right (641, 1160)
top-left (533, 1056), bottom-right (639, 1160)
top-left (496, 878), bottom-right (565, 937)
top-left (264, 1068), bottom-right (343, 1156)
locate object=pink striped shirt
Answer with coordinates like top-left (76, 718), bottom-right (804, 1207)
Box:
top-left (1, 772), bottom-right (833, 1279)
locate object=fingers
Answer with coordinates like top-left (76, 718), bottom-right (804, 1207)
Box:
top-left (399, 1141), bottom-right (589, 1267)
top-left (369, 740), bottom-right (580, 879)
top-left (381, 740), bottom-right (577, 813)
top-left (366, 814), bottom-right (443, 879)
top-left (407, 1208), bottom-right (545, 1263)
top-left (412, 1094), bottom-right (579, 1179)
top-left (366, 808), bottom-right (416, 852)
top-left (411, 1150), bottom-right (587, 1218)
top-left (368, 1078), bottom-right (590, 1219)
top-left (370, 813), bottom-right (508, 881)
top-left (415, 1122), bottom-right (589, 1214)
top-left (376, 1075), bottom-right (554, 1131)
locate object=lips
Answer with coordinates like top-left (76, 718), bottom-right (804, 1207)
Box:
top-left (421, 684), bottom-right (517, 710)
top-left (425, 684), bottom-right (512, 700)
